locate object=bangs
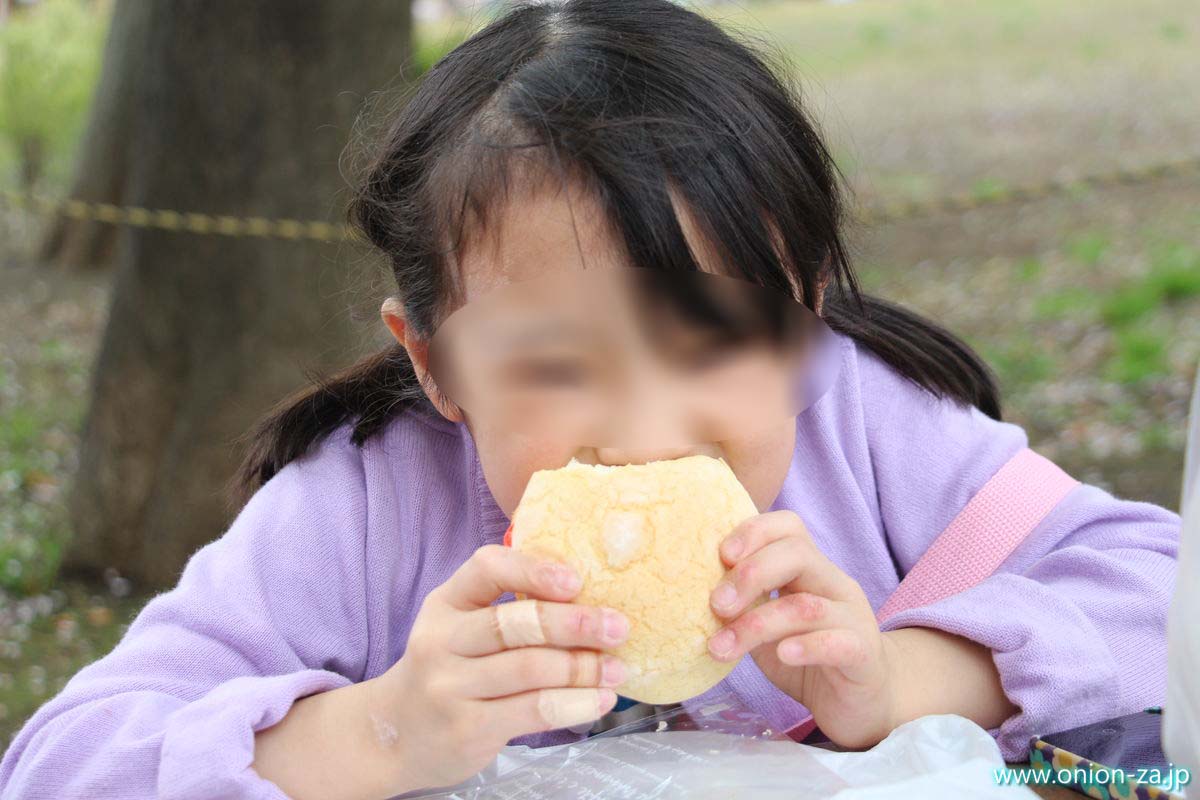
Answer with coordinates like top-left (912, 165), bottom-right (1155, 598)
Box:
top-left (423, 93), bottom-right (808, 339)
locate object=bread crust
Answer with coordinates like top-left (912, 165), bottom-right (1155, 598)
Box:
top-left (508, 455), bottom-right (763, 703)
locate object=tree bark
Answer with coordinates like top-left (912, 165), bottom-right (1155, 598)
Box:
top-left (65, 1), bottom-right (413, 587)
top-left (38, 0), bottom-right (152, 271)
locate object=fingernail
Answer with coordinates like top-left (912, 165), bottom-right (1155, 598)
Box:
top-left (711, 582), bottom-right (737, 611)
top-left (597, 688), bottom-right (617, 714)
top-left (556, 567), bottom-right (581, 593)
top-left (602, 609), bottom-right (629, 644)
top-left (709, 628), bottom-right (735, 657)
top-left (780, 640), bottom-right (804, 662)
top-left (601, 657), bottom-right (626, 687)
top-left (723, 537), bottom-right (743, 560)
top-left (543, 564), bottom-right (580, 593)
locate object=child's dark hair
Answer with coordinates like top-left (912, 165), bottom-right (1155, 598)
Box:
top-left (233, 0), bottom-right (1000, 506)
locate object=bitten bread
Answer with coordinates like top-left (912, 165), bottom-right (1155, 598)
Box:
top-left (505, 455), bottom-right (763, 704)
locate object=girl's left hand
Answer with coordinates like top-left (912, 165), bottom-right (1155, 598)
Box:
top-left (706, 510), bottom-right (899, 749)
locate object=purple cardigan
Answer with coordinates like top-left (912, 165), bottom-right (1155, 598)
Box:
top-left (0, 333), bottom-right (1180, 798)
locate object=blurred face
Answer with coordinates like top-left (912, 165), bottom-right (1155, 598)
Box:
top-left (384, 179), bottom-right (825, 517)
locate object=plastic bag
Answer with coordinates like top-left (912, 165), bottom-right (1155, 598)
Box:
top-left (1165, 360), bottom-right (1200, 775)
top-left (394, 689), bottom-right (1035, 799)
top-left (395, 690), bottom-right (847, 799)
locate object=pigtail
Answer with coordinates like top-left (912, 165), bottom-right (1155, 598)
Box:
top-left (823, 287), bottom-right (1002, 421)
top-left (229, 344), bottom-right (427, 508)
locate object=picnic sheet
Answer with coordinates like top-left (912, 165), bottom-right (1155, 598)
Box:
top-left (394, 692), bottom-right (1037, 799)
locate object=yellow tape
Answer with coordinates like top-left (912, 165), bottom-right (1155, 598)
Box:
top-left (0, 190), bottom-right (358, 242)
top-left (1, 155), bottom-right (1197, 239)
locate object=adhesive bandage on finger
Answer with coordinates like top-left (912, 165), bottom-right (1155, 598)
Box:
top-left (495, 600), bottom-right (547, 648)
top-left (537, 688), bottom-right (604, 730)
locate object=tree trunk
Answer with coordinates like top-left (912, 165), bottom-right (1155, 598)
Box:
top-left (38, 0), bottom-right (152, 271)
top-left (64, 1), bottom-right (414, 587)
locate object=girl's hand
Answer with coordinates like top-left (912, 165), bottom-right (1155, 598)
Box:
top-left (706, 510), bottom-right (899, 749)
top-left (368, 544), bottom-right (626, 793)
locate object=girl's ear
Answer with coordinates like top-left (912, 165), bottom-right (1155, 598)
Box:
top-left (380, 298), bottom-right (465, 423)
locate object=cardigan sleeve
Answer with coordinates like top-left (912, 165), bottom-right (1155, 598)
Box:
top-left (857, 346), bottom-right (1180, 762)
top-left (0, 428), bottom-right (371, 799)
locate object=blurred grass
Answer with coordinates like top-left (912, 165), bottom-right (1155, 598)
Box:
top-left (729, 0), bottom-right (1191, 77)
top-left (0, 584), bottom-right (144, 735)
top-left (0, 0), bottom-right (106, 192)
top-left (0, 263), bottom-right (138, 738)
top-left (0, 367), bottom-right (76, 596)
top-left (0, 0), bottom-right (1198, 743)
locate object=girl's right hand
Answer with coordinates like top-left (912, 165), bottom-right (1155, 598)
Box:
top-left (367, 544), bottom-right (629, 793)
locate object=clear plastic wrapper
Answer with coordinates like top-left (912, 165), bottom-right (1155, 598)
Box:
top-left (394, 690), bottom-right (847, 799)
top-left (391, 689), bottom-right (1034, 799)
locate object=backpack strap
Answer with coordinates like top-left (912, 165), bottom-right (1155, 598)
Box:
top-left (784, 446), bottom-right (1079, 742)
top-left (875, 447), bottom-right (1079, 624)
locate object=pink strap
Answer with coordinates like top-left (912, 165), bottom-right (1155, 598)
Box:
top-left (875, 447), bottom-right (1078, 623)
top-left (783, 447), bottom-right (1078, 742)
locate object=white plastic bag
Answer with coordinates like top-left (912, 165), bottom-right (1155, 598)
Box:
top-left (395, 690), bottom-right (1037, 799)
top-left (806, 713), bottom-right (1037, 798)
top-left (1166, 361), bottom-right (1200, 775)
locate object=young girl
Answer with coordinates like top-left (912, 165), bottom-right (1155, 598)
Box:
top-left (1, 1), bottom-right (1181, 798)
